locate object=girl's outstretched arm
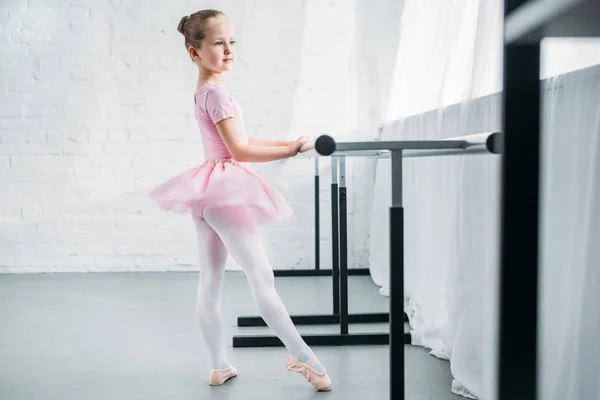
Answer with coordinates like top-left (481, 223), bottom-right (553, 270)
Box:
top-left (249, 135), bottom-right (310, 147)
top-left (216, 118), bottom-right (306, 163)
top-left (248, 138), bottom-right (293, 147)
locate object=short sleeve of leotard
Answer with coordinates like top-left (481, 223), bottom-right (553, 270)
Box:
top-left (204, 86), bottom-right (235, 124)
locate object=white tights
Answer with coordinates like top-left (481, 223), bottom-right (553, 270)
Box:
top-left (193, 206), bottom-right (323, 372)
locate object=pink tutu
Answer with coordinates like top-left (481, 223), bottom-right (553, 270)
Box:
top-left (149, 159), bottom-right (293, 224)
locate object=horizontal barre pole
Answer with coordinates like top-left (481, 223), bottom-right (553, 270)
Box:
top-left (300, 144), bottom-right (494, 159)
top-left (403, 141), bottom-right (495, 158)
top-left (298, 149), bottom-right (389, 158)
top-left (313, 132), bottom-right (503, 156)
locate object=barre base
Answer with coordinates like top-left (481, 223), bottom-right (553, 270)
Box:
top-left (233, 332), bottom-right (412, 347)
top-left (237, 312), bottom-right (399, 327)
top-left (272, 268), bottom-right (370, 277)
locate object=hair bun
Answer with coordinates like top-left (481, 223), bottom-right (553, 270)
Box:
top-left (177, 15), bottom-right (190, 35)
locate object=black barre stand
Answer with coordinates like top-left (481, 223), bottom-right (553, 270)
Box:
top-left (311, 133), bottom-right (502, 400)
top-left (273, 158), bottom-right (370, 278)
top-left (235, 156), bottom-right (392, 332)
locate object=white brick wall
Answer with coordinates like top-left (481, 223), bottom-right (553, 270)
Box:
top-left (0, 0), bottom-right (380, 273)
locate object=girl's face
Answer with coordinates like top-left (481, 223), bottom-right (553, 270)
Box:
top-left (193, 16), bottom-right (235, 74)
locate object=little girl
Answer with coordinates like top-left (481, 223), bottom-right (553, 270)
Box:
top-left (149, 9), bottom-right (330, 392)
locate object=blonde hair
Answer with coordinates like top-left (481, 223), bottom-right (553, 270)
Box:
top-left (177, 9), bottom-right (225, 50)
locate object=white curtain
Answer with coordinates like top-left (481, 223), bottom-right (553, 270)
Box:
top-left (368, 1), bottom-right (600, 399)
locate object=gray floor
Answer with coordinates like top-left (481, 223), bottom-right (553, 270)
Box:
top-left (0, 272), bottom-right (461, 400)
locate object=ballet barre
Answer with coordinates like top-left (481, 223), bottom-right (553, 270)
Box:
top-left (312, 132), bottom-right (502, 400)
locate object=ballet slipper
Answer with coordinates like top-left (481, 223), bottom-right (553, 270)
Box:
top-left (208, 365), bottom-right (238, 386)
top-left (286, 355), bottom-right (332, 391)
